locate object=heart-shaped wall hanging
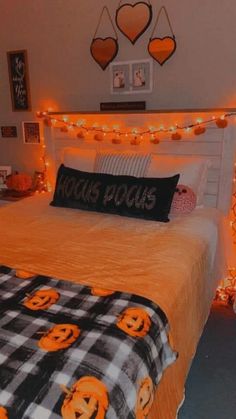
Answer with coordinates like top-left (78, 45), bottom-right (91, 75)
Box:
top-left (90, 37), bottom-right (119, 70)
top-left (148, 36), bottom-right (176, 66)
top-left (90, 6), bottom-right (119, 70)
top-left (116, 1), bottom-right (153, 44)
top-left (148, 6), bottom-right (176, 65)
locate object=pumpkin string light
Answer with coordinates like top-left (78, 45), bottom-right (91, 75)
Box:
top-left (37, 110), bottom-right (235, 144)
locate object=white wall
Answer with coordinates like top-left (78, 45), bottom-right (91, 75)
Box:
top-left (0, 0), bottom-right (236, 172)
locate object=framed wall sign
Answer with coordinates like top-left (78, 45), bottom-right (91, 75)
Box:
top-left (1, 126), bottom-right (17, 138)
top-left (7, 50), bottom-right (31, 111)
top-left (23, 122), bottom-right (41, 144)
top-left (110, 59), bottom-right (153, 94)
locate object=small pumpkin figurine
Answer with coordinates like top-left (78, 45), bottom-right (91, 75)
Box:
top-left (6, 172), bottom-right (32, 193)
top-left (0, 407), bottom-right (8, 419)
top-left (23, 288), bottom-right (60, 311)
top-left (38, 324), bottom-right (80, 352)
top-left (136, 376), bottom-right (154, 419)
top-left (61, 376), bottom-right (109, 419)
top-left (91, 287), bottom-right (114, 297)
top-left (117, 307), bottom-right (151, 337)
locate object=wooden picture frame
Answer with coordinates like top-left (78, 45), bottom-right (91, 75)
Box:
top-left (23, 122), bottom-right (41, 144)
top-left (0, 166), bottom-right (12, 190)
top-left (7, 50), bottom-right (31, 111)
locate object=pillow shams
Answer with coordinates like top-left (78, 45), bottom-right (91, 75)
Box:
top-left (51, 164), bottom-right (180, 222)
top-left (63, 147), bottom-right (96, 172)
top-left (146, 155), bottom-right (211, 205)
top-left (94, 151), bottom-right (151, 177)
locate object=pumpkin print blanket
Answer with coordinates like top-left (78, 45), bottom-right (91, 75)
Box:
top-left (0, 266), bottom-right (176, 419)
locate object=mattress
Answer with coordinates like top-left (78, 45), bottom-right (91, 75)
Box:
top-left (0, 194), bottom-right (227, 418)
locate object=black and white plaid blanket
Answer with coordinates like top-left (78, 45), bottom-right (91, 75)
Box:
top-left (0, 265), bottom-right (176, 419)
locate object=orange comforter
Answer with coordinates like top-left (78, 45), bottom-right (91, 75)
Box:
top-left (0, 194), bottom-right (225, 418)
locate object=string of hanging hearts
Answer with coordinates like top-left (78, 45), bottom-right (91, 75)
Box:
top-left (36, 111), bottom-right (236, 145)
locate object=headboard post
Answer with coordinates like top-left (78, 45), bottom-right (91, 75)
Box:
top-left (218, 124), bottom-right (236, 213)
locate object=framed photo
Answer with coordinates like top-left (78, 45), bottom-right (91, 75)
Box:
top-left (0, 166), bottom-right (12, 190)
top-left (7, 50), bottom-right (31, 111)
top-left (110, 62), bottom-right (130, 94)
top-left (23, 122), bottom-right (41, 144)
top-left (110, 59), bottom-right (153, 94)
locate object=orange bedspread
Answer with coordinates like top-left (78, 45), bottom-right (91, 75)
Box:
top-left (0, 194), bottom-right (225, 418)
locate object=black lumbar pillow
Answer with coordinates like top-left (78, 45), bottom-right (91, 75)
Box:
top-left (51, 164), bottom-right (180, 222)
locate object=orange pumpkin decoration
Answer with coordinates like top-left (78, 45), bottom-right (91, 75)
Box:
top-left (38, 323), bottom-right (80, 352)
top-left (194, 125), bottom-right (206, 135)
top-left (61, 376), bottom-right (109, 419)
top-left (171, 132), bottom-right (182, 141)
top-left (136, 376), bottom-right (154, 419)
top-left (94, 133), bottom-right (103, 142)
top-left (6, 173), bottom-right (32, 192)
top-left (117, 307), bottom-right (151, 337)
top-left (23, 288), bottom-right (60, 310)
top-left (0, 407), bottom-right (8, 419)
top-left (15, 270), bottom-right (35, 279)
top-left (216, 117), bottom-right (228, 128)
top-left (91, 287), bottom-right (114, 297)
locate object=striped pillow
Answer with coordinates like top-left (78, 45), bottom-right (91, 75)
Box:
top-left (94, 152), bottom-right (151, 177)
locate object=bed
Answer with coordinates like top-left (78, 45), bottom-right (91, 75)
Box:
top-left (0, 110), bottom-right (235, 419)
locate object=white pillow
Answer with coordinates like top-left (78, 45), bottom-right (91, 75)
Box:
top-left (146, 155), bottom-right (211, 205)
top-left (94, 151), bottom-right (151, 177)
top-left (63, 147), bottom-right (96, 172)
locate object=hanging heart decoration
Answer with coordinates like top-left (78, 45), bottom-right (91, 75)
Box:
top-left (116, 1), bottom-right (153, 44)
top-left (90, 6), bottom-right (119, 71)
top-left (90, 37), bottom-right (119, 70)
top-left (148, 36), bottom-right (176, 66)
top-left (148, 6), bottom-right (176, 65)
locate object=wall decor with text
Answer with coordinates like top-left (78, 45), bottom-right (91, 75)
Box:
top-left (22, 122), bottom-right (41, 144)
top-left (1, 126), bottom-right (18, 138)
top-left (7, 50), bottom-right (31, 111)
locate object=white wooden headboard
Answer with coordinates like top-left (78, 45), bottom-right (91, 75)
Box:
top-left (44, 111), bottom-right (236, 214)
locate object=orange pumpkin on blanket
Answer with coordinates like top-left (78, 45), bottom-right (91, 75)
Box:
top-left (61, 376), bottom-right (109, 419)
top-left (23, 288), bottom-right (60, 310)
top-left (136, 376), bottom-right (154, 419)
top-left (38, 324), bottom-right (80, 352)
top-left (91, 287), bottom-right (114, 297)
top-left (117, 307), bottom-right (151, 337)
top-left (15, 270), bottom-right (35, 279)
top-left (0, 406), bottom-right (8, 419)
top-left (6, 173), bottom-right (32, 192)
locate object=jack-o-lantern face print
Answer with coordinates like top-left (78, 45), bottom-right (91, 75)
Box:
top-left (38, 324), bottom-right (80, 352)
top-left (136, 376), bottom-right (154, 419)
top-left (61, 376), bottom-right (109, 419)
top-left (0, 406), bottom-right (8, 419)
top-left (117, 307), bottom-right (151, 337)
top-left (91, 287), bottom-right (114, 297)
top-left (23, 288), bottom-right (60, 311)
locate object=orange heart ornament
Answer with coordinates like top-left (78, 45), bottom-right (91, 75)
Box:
top-left (116, 2), bottom-right (153, 44)
top-left (90, 37), bottom-right (119, 71)
top-left (148, 36), bottom-right (176, 66)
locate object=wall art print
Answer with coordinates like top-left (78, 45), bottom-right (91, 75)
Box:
top-left (110, 59), bottom-right (153, 94)
top-left (22, 122), bottom-right (41, 144)
top-left (7, 50), bottom-right (31, 111)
